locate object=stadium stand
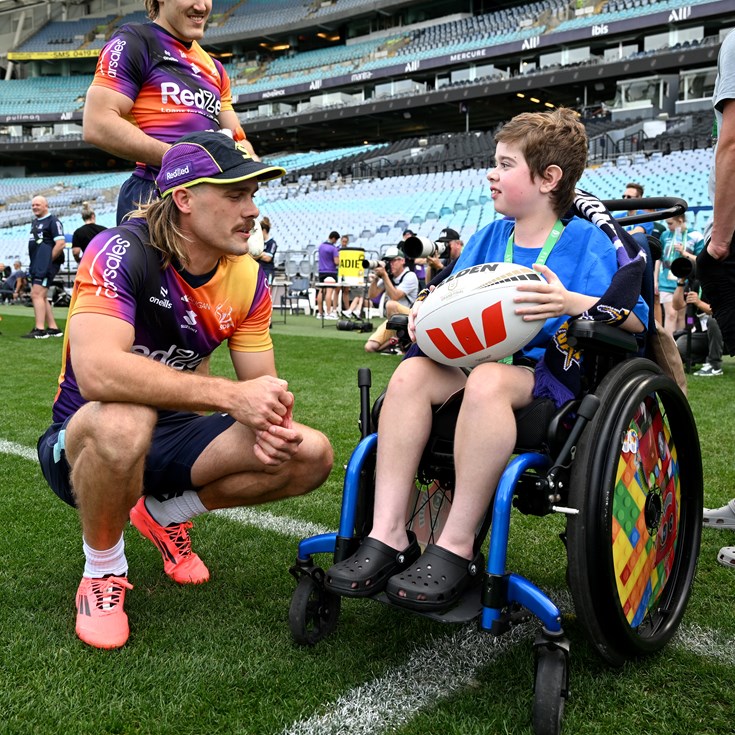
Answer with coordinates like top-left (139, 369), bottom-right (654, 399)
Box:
top-left (0, 0), bottom-right (730, 269)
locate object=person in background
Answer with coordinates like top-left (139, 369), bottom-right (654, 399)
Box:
top-left (72, 202), bottom-right (107, 264)
top-left (658, 213), bottom-right (704, 336)
top-left (316, 230), bottom-right (340, 319)
top-left (425, 227), bottom-right (462, 282)
top-left (255, 216), bottom-right (277, 287)
top-left (83, 0), bottom-right (257, 225)
top-left (23, 195), bottom-right (65, 339)
top-left (698, 29), bottom-right (735, 567)
top-left (364, 246), bottom-right (419, 353)
top-left (672, 279), bottom-right (723, 376)
top-left (1, 260), bottom-right (28, 303)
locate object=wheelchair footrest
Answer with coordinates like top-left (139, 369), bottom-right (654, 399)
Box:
top-left (371, 575), bottom-right (485, 623)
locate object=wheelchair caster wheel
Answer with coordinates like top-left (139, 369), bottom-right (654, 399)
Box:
top-left (289, 573), bottom-right (341, 646)
top-left (532, 647), bottom-right (568, 735)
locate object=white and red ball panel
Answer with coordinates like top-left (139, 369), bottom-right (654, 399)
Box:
top-left (414, 262), bottom-right (546, 368)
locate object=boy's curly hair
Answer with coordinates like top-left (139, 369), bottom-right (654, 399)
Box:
top-left (495, 107), bottom-right (588, 216)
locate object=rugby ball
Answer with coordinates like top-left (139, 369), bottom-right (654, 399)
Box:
top-left (415, 262), bottom-right (545, 368)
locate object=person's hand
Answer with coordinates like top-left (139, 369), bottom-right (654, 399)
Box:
top-left (374, 263), bottom-right (387, 279)
top-left (513, 264), bottom-right (569, 320)
top-left (253, 408), bottom-right (303, 466)
top-left (674, 241), bottom-right (685, 254)
top-left (229, 377), bottom-right (301, 466)
top-left (685, 291), bottom-right (700, 306)
top-left (708, 238), bottom-right (732, 261)
top-left (229, 375), bottom-right (293, 431)
top-left (408, 286), bottom-right (433, 341)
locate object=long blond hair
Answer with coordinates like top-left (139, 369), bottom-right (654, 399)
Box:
top-left (128, 196), bottom-right (190, 269)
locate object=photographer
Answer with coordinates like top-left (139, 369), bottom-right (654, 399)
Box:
top-left (657, 214), bottom-right (704, 336)
top-left (365, 246), bottom-right (419, 354)
top-left (426, 228), bottom-right (463, 282)
top-left (672, 270), bottom-right (724, 376)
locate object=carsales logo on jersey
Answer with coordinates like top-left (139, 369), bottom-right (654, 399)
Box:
top-left (160, 82), bottom-right (221, 115)
top-left (102, 39), bottom-right (126, 78)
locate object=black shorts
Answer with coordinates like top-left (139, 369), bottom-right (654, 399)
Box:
top-left (37, 410), bottom-right (236, 508)
top-left (117, 174), bottom-right (157, 225)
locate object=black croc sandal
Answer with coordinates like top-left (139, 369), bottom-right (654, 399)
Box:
top-left (385, 544), bottom-right (484, 612)
top-left (324, 532), bottom-right (421, 598)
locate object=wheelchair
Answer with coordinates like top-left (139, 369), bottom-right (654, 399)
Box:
top-left (287, 198), bottom-right (703, 735)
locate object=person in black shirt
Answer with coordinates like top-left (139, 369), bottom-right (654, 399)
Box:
top-left (72, 202), bottom-right (107, 264)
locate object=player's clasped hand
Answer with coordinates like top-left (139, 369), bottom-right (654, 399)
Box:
top-left (232, 376), bottom-right (302, 466)
top-left (230, 375), bottom-right (292, 429)
top-left (513, 264), bottom-right (569, 320)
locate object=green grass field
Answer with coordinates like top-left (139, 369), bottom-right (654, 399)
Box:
top-left (0, 305), bottom-right (733, 735)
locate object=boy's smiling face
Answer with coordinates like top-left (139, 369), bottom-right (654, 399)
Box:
top-left (486, 142), bottom-right (540, 219)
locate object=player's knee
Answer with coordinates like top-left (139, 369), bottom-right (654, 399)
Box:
top-left (82, 403), bottom-right (157, 467)
top-left (290, 429), bottom-right (333, 496)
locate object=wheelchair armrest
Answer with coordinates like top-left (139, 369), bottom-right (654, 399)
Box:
top-left (566, 320), bottom-right (639, 354)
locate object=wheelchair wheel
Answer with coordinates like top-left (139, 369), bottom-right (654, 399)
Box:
top-left (532, 647), bottom-right (567, 735)
top-left (566, 358), bottom-right (702, 666)
top-left (289, 574), bottom-right (341, 646)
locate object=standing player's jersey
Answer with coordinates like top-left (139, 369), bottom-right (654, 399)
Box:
top-left (29, 215), bottom-right (65, 264)
top-left (52, 219), bottom-right (272, 422)
top-left (90, 22), bottom-right (236, 178)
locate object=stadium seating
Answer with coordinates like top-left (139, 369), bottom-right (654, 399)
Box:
top-left (0, 147), bottom-right (712, 265)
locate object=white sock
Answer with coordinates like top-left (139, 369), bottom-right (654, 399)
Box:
top-left (144, 491), bottom-right (208, 526)
top-left (83, 534), bottom-right (127, 578)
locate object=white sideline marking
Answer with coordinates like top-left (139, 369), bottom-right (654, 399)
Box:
top-left (4, 437), bottom-right (733, 730)
top-left (215, 507), bottom-right (331, 539)
top-left (1, 437), bottom-right (333, 539)
top-left (281, 622), bottom-right (534, 735)
top-left (0, 439), bottom-right (38, 462)
top-left (676, 623), bottom-right (735, 665)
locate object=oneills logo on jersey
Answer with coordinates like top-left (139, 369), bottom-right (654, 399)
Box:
top-left (426, 301), bottom-right (507, 361)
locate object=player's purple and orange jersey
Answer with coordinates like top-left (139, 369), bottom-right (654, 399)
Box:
top-left (91, 22), bottom-right (238, 178)
top-left (52, 218), bottom-right (272, 422)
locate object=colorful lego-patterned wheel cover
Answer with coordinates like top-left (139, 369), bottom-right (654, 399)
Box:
top-left (612, 394), bottom-right (680, 628)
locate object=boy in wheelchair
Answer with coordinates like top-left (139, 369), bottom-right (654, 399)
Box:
top-left (325, 108), bottom-right (649, 612)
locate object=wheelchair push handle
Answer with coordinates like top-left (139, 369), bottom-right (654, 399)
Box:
top-left (602, 196), bottom-right (687, 227)
top-left (358, 368), bottom-right (372, 439)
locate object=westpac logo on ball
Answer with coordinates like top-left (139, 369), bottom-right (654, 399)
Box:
top-left (415, 262), bottom-right (545, 368)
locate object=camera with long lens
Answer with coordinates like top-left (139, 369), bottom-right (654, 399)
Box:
top-left (402, 235), bottom-right (448, 259)
top-left (337, 319), bottom-right (373, 333)
top-left (362, 259), bottom-right (386, 270)
top-left (670, 256), bottom-right (696, 289)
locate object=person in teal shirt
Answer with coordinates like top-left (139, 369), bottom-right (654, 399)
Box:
top-left (657, 213), bottom-right (704, 336)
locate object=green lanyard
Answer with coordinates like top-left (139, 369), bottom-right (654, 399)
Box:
top-left (499, 219), bottom-right (565, 364)
top-left (504, 218), bottom-right (564, 266)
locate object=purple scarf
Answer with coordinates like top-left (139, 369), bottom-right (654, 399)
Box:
top-left (532, 190), bottom-right (647, 406)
